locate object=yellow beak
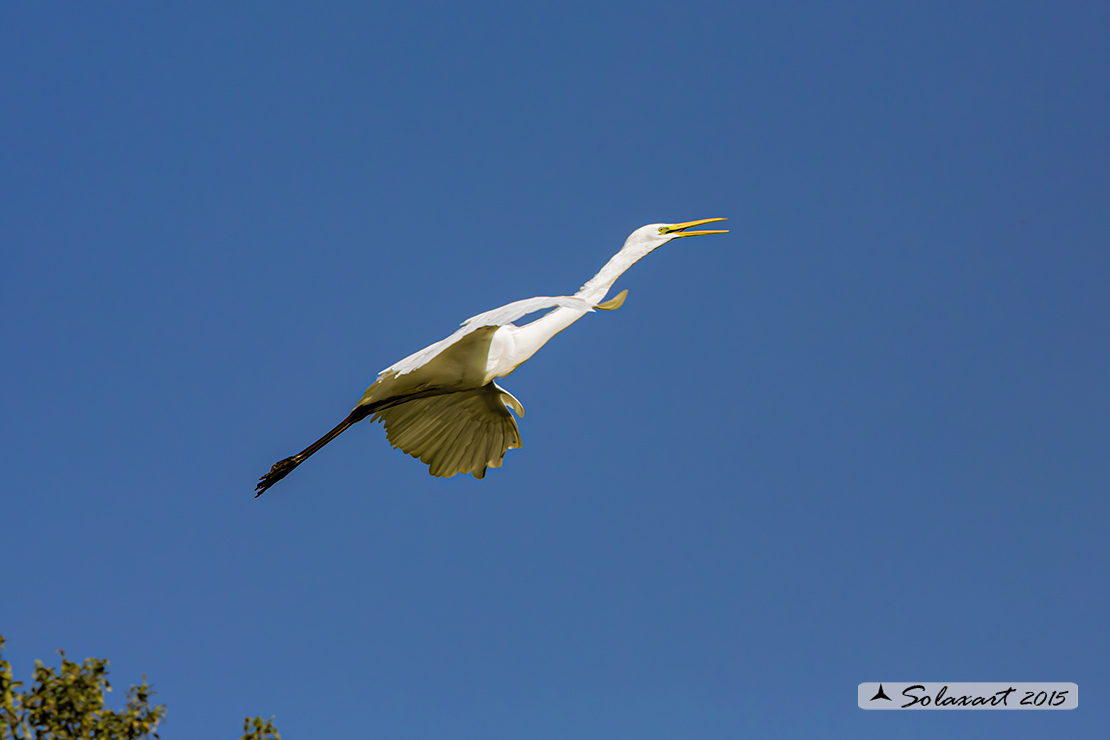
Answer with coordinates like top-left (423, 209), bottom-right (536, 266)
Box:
top-left (663, 217), bottom-right (728, 238)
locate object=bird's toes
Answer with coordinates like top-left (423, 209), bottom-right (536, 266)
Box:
top-left (255, 456), bottom-right (299, 496)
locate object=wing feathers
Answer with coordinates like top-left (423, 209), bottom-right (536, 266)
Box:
top-left (370, 383), bottom-right (524, 479)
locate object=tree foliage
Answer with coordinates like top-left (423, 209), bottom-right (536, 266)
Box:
top-left (0, 636), bottom-right (279, 740)
top-left (239, 716), bottom-right (282, 740)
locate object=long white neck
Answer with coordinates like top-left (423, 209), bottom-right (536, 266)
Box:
top-left (575, 241), bottom-right (656, 303)
top-left (485, 238), bottom-right (662, 380)
top-left (484, 303), bottom-right (589, 381)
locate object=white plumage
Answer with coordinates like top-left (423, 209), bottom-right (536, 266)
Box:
top-left (383, 295), bottom-right (594, 378)
top-left (256, 218), bottom-right (727, 495)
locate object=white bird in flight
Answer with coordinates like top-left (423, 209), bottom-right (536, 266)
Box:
top-left (256, 218), bottom-right (727, 495)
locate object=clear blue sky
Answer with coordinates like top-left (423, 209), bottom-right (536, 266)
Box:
top-left (2, 2), bottom-right (1107, 738)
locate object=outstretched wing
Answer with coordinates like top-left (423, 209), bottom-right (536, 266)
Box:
top-left (370, 382), bottom-right (525, 478)
top-left (462, 294), bottom-right (593, 329)
top-left (384, 295), bottom-right (592, 377)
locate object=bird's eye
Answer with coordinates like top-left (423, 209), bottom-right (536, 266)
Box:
top-left (658, 227), bottom-right (667, 234)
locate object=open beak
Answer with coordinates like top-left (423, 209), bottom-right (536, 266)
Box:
top-left (662, 217), bottom-right (728, 238)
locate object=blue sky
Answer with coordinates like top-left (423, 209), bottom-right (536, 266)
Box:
top-left (2, 2), bottom-right (1107, 738)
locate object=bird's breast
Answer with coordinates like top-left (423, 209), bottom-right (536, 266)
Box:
top-left (483, 326), bottom-right (518, 382)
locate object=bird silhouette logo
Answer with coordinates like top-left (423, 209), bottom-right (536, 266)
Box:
top-left (870, 684), bottom-right (892, 701)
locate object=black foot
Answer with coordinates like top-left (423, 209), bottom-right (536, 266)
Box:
top-left (256, 456), bottom-right (300, 497)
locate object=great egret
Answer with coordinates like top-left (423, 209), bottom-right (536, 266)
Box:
top-left (256, 218), bottom-right (727, 495)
